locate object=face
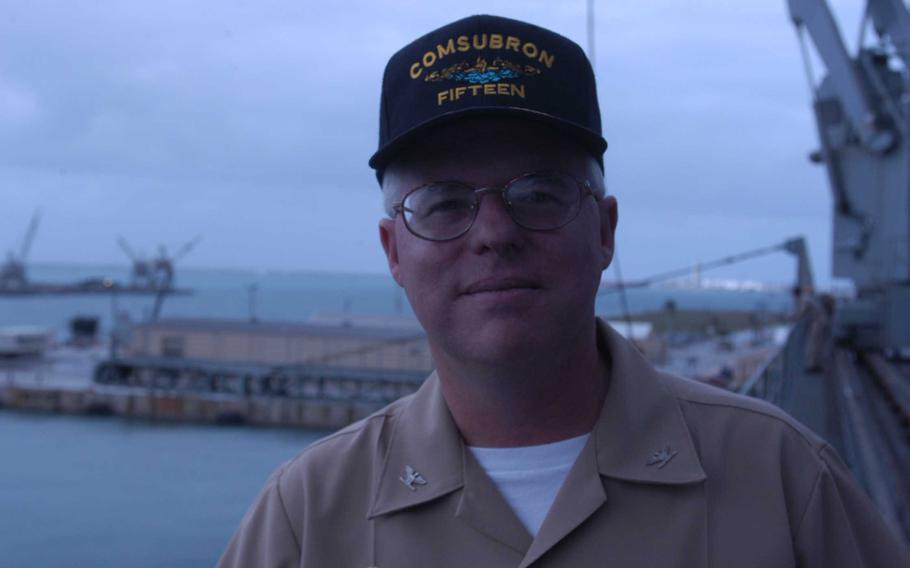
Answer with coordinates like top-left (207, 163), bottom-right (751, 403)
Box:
top-left (379, 117), bottom-right (618, 368)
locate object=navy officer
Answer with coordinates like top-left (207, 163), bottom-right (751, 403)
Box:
top-left (220, 15), bottom-right (909, 567)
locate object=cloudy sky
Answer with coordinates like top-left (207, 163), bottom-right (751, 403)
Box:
top-left (0, 0), bottom-right (865, 286)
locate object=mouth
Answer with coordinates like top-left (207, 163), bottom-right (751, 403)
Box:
top-left (461, 277), bottom-right (542, 296)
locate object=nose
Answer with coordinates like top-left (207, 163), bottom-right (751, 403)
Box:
top-left (466, 190), bottom-right (526, 255)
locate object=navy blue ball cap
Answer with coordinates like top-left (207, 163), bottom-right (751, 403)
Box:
top-left (369, 14), bottom-right (607, 176)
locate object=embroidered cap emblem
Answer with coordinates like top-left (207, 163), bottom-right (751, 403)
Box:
top-left (646, 446), bottom-right (678, 469)
top-left (399, 465), bottom-right (428, 491)
top-left (424, 56), bottom-right (542, 84)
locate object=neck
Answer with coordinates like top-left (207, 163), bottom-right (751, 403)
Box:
top-left (434, 321), bottom-right (608, 447)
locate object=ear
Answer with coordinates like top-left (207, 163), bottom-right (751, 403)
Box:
top-left (598, 196), bottom-right (618, 270)
top-left (379, 218), bottom-right (404, 287)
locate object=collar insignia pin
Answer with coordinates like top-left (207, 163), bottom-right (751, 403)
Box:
top-left (646, 446), bottom-right (678, 469)
top-left (399, 465), bottom-right (427, 491)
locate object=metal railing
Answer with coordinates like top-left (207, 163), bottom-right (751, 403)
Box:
top-left (738, 315), bottom-right (810, 409)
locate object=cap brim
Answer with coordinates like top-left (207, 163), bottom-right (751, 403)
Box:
top-left (369, 106), bottom-right (608, 174)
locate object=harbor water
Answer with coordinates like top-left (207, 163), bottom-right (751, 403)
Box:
top-left (0, 410), bottom-right (326, 568)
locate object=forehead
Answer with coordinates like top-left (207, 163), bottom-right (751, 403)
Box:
top-left (385, 116), bottom-right (591, 188)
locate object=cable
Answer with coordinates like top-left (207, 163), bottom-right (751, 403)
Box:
top-left (586, 0), bottom-right (596, 68)
top-left (599, 242), bottom-right (787, 294)
top-left (858, 3), bottom-right (870, 51)
top-left (585, 0), bottom-right (633, 334)
top-left (610, 249), bottom-right (635, 339)
top-left (796, 26), bottom-right (819, 103)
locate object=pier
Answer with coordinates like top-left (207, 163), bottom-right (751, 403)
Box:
top-left (0, 316), bottom-right (433, 429)
top-left (0, 346), bottom-right (426, 428)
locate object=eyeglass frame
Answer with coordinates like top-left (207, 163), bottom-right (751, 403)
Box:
top-left (390, 170), bottom-right (598, 242)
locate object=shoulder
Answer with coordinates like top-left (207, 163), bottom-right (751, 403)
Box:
top-left (651, 375), bottom-right (910, 564)
top-left (269, 394), bottom-right (412, 514)
top-left (654, 372), bottom-right (847, 535)
top-left (218, 396), bottom-right (414, 567)
top-left (601, 317), bottom-right (826, 463)
top-left (283, 393), bottom-right (411, 477)
top-left (657, 371), bottom-right (833, 504)
top-left (659, 370), bottom-right (827, 455)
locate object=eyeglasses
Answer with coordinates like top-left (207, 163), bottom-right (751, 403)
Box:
top-left (392, 171), bottom-right (595, 242)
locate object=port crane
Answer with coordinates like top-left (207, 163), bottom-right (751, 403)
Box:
top-left (147, 235), bottom-right (202, 320)
top-left (0, 220), bottom-right (197, 298)
top-left (737, 0), bottom-right (910, 540)
top-left (117, 235), bottom-right (201, 292)
top-left (117, 237), bottom-right (153, 289)
top-left (788, 0), bottom-right (910, 349)
top-left (0, 210), bottom-right (40, 291)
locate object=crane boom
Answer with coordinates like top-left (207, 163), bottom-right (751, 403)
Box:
top-left (787, 0), bottom-right (896, 153)
top-left (19, 210), bottom-right (41, 261)
top-left (867, 0), bottom-right (910, 69)
top-left (172, 235), bottom-right (202, 262)
top-left (117, 236), bottom-right (138, 262)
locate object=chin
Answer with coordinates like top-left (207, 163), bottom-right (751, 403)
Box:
top-left (442, 316), bottom-right (547, 363)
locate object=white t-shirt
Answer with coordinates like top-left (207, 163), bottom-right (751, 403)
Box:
top-left (467, 433), bottom-right (591, 536)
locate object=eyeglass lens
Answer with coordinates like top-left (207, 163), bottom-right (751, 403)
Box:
top-left (402, 172), bottom-right (582, 241)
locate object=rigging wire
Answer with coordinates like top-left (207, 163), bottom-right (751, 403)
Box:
top-left (796, 26), bottom-right (820, 103)
top-left (598, 242), bottom-right (790, 293)
top-left (586, 0), bottom-right (634, 335)
top-left (858, 2), bottom-right (870, 51)
top-left (586, 0), bottom-right (596, 67)
top-left (610, 249), bottom-right (635, 338)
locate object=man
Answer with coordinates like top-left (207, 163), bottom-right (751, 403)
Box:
top-left (220, 15), bottom-right (909, 567)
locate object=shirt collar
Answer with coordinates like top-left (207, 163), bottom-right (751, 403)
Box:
top-left (368, 372), bottom-right (464, 518)
top-left (593, 319), bottom-right (706, 484)
top-left (368, 318), bottom-right (706, 518)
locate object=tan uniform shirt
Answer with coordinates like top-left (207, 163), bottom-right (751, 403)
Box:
top-left (219, 321), bottom-right (910, 567)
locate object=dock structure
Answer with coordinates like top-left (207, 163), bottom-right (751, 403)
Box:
top-left (741, 313), bottom-right (910, 545)
top-left (0, 377), bottom-right (422, 429)
top-left (0, 316), bottom-right (434, 429)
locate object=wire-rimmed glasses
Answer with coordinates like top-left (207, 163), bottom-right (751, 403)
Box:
top-left (392, 171), bottom-right (595, 242)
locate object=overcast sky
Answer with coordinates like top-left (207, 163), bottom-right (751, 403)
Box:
top-left (0, 0), bottom-right (865, 286)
